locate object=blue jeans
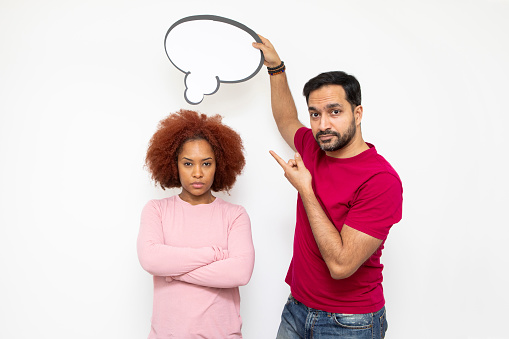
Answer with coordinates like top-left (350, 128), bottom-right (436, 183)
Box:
top-left (276, 294), bottom-right (388, 339)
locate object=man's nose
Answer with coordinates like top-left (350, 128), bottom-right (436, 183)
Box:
top-left (319, 114), bottom-right (332, 131)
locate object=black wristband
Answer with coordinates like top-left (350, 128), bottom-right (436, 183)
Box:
top-left (268, 65), bottom-right (286, 76)
top-left (267, 61), bottom-right (284, 71)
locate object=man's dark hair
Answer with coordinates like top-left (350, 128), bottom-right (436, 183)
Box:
top-left (303, 71), bottom-right (362, 111)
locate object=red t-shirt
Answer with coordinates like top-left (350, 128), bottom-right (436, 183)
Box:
top-left (287, 127), bottom-right (403, 314)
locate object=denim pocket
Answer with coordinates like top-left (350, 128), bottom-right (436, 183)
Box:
top-left (379, 308), bottom-right (388, 339)
top-left (285, 294), bottom-right (295, 305)
top-left (332, 312), bottom-right (373, 329)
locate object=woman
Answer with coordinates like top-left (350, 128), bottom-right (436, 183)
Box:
top-left (137, 109), bottom-right (255, 338)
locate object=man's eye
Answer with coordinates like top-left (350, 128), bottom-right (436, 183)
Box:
top-left (332, 109), bottom-right (340, 115)
top-left (310, 113), bottom-right (319, 118)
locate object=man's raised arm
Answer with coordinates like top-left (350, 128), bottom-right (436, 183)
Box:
top-left (253, 35), bottom-right (304, 151)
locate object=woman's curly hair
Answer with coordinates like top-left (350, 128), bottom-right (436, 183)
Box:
top-left (145, 109), bottom-right (246, 192)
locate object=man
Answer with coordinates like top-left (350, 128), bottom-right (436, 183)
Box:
top-left (253, 36), bottom-right (403, 338)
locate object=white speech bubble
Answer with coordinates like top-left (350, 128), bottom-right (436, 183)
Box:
top-left (164, 15), bottom-right (264, 104)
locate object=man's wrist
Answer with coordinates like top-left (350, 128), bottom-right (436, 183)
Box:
top-left (298, 182), bottom-right (314, 197)
top-left (268, 61), bottom-right (285, 75)
top-left (267, 60), bottom-right (284, 70)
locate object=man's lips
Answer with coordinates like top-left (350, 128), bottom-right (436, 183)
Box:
top-left (319, 134), bottom-right (335, 141)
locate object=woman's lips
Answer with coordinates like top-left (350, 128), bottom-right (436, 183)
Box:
top-left (191, 182), bottom-right (205, 189)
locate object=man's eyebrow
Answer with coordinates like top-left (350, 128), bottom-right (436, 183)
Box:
top-left (308, 103), bottom-right (343, 111)
top-left (326, 103), bottom-right (343, 109)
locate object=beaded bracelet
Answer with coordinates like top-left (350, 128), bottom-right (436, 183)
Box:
top-left (267, 61), bottom-right (284, 71)
top-left (268, 61), bottom-right (286, 75)
top-left (268, 67), bottom-right (286, 76)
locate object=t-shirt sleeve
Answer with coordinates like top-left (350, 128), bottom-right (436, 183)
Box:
top-left (294, 127), bottom-right (312, 155)
top-left (344, 172), bottom-right (403, 240)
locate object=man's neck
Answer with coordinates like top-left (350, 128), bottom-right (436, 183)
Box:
top-left (325, 138), bottom-right (369, 159)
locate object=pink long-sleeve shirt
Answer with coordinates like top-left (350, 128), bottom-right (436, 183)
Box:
top-left (137, 195), bottom-right (255, 339)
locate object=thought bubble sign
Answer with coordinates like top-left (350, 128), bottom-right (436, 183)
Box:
top-left (164, 15), bottom-right (264, 104)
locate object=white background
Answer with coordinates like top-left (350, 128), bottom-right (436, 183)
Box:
top-left (1, 1), bottom-right (508, 338)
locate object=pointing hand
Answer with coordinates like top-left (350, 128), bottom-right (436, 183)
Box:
top-left (270, 151), bottom-right (312, 193)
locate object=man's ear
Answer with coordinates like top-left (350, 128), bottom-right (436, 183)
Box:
top-left (354, 105), bottom-right (363, 126)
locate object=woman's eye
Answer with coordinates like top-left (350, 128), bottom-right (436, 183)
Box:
top-left (203, 162), bottom-right (211, 166)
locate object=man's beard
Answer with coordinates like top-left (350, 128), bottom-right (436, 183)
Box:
top-left (314, 120), bottom-right (356, 152)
